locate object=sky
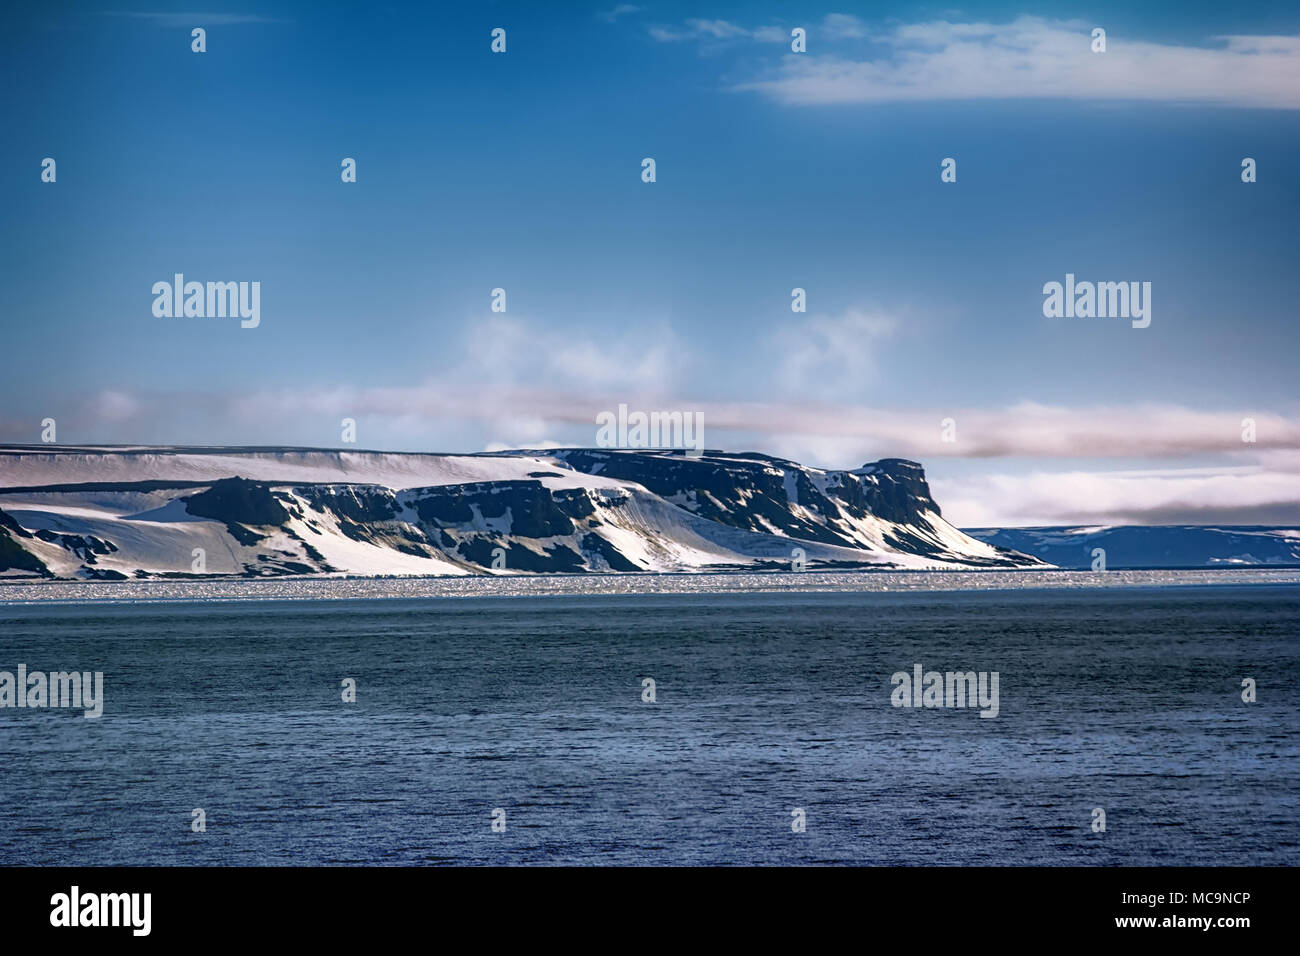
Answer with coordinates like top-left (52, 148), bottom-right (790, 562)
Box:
top-left (1, 1), bottom-right (1297, 526)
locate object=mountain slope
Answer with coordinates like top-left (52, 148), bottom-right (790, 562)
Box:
top-left (0, 445), bottom-right (1044, 579)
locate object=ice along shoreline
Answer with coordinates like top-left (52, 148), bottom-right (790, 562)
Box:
top-left (3, 567), bottom-right (1299, 605)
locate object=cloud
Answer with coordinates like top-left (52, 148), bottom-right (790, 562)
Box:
top-left (44, 387), bottom-right (1300, 527)
top-left (69, 381), bottom-right (1296, 463)
top-left (822, 13), bottom-right (868, 39)
top-left (766, 307), bottom-right (897, 399)
top-left (751, 26), bottom-right (789, 44)
top-left (96, 390), bottom-right (141, 423)
top-left (725, 16), bottom-right (1300, 108)
top-left (934, 464), bottom-right (1300, 527)
top-left (28, 310), bottom-right (1299, 528)
top-left (459, 315), bottom-right (686, 394)
top-left (702, 402), bottom-right (1298, 464)
top-left (647, 26), bottom-right (682, 42)
top-left (649, 18), bottom-right (786, 44)
top-left (691, 19), bottom-right (749, 39)
top-left (598, 5), bottom-right (642, 24)
top-left (34, 364), bottom-right (1299, 527)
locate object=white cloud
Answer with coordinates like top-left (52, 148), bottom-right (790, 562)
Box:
top-left (598, 5), bottom-right (642, 24)
top-left (649, 18), bottom-right (787, 44)
top-left (43, 382), bottom-right (1300, 526)
top-left (460, 315), bottom-right (685, 394)
top-left (72, 382), bottom-right (1298, 466)
top-left (648, 26), bottom-right (685, 42)
top-left (766, 307), bottom-right (897, 398)
top-left (934, 464), bottom-right (1300, 527)
top-left (713, 402), bottom-right (1299, 463)
top-left (822, 13), bottom-right (868, 39)
top-left (93, 390), bottom-right (142, 423)
top-left (727, 16), bottom-right (1300, 108)
top-left (56, 386), bottom-right (1300, 525)
top-left (37, 313), bottom-right (1300, 527)
top-left (687, 19), bottom-right (749, 40)
top-left (751, 26), bottom-right (789, 44)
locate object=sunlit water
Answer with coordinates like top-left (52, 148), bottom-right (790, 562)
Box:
top-left (1, 582), bottom-right (1296, 865)
top-left (3, 567), bottom-right (1300, 605)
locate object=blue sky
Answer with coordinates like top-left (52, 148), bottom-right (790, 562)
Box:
top-left (2, 1), bottom-right (1298, 525)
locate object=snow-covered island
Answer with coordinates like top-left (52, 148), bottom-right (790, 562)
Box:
top-left (0, 445), bottom-right (1041, 579)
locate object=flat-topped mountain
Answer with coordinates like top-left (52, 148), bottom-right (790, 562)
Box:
top-left (0, 445), bottom-right (1043, 579)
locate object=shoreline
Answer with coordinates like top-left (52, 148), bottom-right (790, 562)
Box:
top-left (3, 567), bottom-right (1299, 606)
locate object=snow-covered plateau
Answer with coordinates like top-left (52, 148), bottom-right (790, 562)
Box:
top-left (0, 445), bottom-right (1041, 579)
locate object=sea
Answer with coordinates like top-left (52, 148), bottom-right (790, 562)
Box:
top-left (1, 572), bottom-right (1297, 865)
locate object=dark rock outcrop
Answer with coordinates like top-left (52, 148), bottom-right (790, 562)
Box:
top-left (185, 477), bottom-right (290, 526)
top-left (0, 506), bottom-right (51, 576)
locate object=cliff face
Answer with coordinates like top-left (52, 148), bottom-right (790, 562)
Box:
top-left (550, 451), bottom-right (959, 554)
top-left (0, 446), bottom-right (1043, 579)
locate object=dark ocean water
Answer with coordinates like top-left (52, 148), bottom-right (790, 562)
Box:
top-left (1, 585), bottom-right (1296, 865)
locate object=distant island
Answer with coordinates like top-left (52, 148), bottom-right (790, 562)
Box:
top-left (1, 445), bottom-right (1295, 581)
